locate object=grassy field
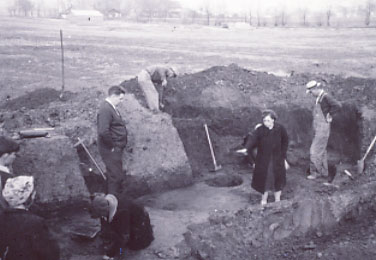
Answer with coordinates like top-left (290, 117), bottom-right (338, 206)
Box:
top-left (0, 16), bottom-right (375, 99)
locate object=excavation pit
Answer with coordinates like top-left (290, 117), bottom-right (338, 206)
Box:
top-left (205, 174), bottom-right (243, 188)
top-left (0, 64), bottom-right (375, 260)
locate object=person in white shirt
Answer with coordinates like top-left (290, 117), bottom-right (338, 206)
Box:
top-left (137, 65), bottom-right (177, 111)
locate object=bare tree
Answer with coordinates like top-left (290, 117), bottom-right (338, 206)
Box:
top-left (273, 8), bottom-right (286, 26)
top-left (365, 0), bottom-right (375, 26)
top-left (119, 0), bottom-right (135, 18)
top-left (203, 0), bottom-right (211, 25)
top-left (7, 0), bottom-right (17, 16)
top-left (274, 12), bottom-right (279, 26)
top-left (249, 10), bottom-right (252, 25)
top-left (157, 0), bottom-right (180, 21)
top-left (256, 9), bottom-right (261, 26)
top-left (326, 7), bottom-right (332, 26)
top-left (134, 0), bottom-right (158, 22)
top-left (33, 0), bottom-right (43, 17)
top-left (187, 9), bottom-right (198, 24)
top-left (301, 8), bottom-right (308, 26)
top-left (17, 0), bottom-right (34, 16)
top-left (280, 8), bottom-right (287, 26)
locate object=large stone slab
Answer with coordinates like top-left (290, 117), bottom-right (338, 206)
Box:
top-left (117, 94), bottom-right (193, 196)
top-left (13, 135), bottom-right (90, 210)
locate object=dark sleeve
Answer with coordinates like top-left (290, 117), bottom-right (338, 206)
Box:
top-left (280, 125), bottom-right (289, 159)
top-left (244, 128), bottom-right (260, 152)
top-left (324, 94), bottom-right (341, 116)
top-left (97, 105), bottom-right (115, 148)
top-left (32, 222), bottom-right (60, 260)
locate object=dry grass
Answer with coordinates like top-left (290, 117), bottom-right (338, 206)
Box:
top-left (0, 16), bottom-right (375, 99)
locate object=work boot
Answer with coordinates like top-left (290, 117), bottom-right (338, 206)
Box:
top-left (307, 175), bottom-right (316, 180)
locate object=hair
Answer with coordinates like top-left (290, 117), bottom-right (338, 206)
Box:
top-left (0, 136), bottom-right (20, 157)
top-left (262, 109), bottom-right (278, 120)
top-left (108, 85), bottom-right (125, 96)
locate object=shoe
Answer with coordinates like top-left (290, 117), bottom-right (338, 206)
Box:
top-left (261, 200), bottom-right (267, 206)
top-left (307, 175), bottom-right (316, 180)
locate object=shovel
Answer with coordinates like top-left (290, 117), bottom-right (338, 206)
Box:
top-left (204, 124), bottom-right (222, 172)
top-left (357, 134), bottom-right (376, 174)
top-left (74, 138), bottom-right (106, 180)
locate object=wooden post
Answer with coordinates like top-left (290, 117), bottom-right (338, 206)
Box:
top-left (59, 29), bottom-right (65, 99)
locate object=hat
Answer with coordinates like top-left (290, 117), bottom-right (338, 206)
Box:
top-left (2, 176), bottom-right (34, 208)
top-left (91, 195), bottom-right (109, 218)
top-left (306, 80), bottom-right (321, 93)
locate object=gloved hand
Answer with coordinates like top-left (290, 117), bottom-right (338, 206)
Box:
top-left (236, 148), bottom-right (248, 155)
top-left (326, 113), bottom-right (333, 123)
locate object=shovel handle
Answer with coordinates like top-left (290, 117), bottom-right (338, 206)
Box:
top-left (77, 138), bottom-right (106, 180)
top-left (204, 124), bottom-right (219, 168)
top-left (362, 135), bottom-right (376, 161)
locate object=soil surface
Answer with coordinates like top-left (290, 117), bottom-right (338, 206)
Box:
top-left (1, 64), bottom-right (375, 260)
top-left (1, 17), bottom-right (376, 260)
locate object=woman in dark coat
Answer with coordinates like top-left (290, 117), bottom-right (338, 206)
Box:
top-left (244, 110), bottom-right (289, 206)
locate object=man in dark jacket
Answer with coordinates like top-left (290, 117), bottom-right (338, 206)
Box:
top-left (0, 136), bottom-right (20, 211)
top-left (97, 86), bottom-right (128, 196)
top-left (0, 176), bottom-right (60, 260)
top-left (306, 80), bottom-right (341, 180)
top-left (91, 193), bottom-right (154, 260)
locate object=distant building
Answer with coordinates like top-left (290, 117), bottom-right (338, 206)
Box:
top-left (64, 9), bottom-right (104, 23)
top-left (106, 9), bottom-right (122, 19)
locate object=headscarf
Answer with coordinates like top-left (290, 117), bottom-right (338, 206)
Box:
top-left (2, 176), bottom-right (34, 208)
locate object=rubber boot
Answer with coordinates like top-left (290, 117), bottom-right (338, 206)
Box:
top-left (261, 192), bottom-right (268, 206)
top-left (274, 191), bottom-right (281, 202)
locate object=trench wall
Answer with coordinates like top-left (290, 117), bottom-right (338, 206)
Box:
top-left (170, 103), bottom-right (361, 175)
top-left (182, 180), bottom-right (376, 260)
top-left (158, 65), bottom-right (368, 175)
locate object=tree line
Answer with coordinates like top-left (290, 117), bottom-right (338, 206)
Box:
top-left (3, 0), bottom-right (376, 27)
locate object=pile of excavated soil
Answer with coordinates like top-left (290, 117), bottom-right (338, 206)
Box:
top-left (1, 64), bottom-right (376, 260)
top-left (122, 64), bottom-right (372, 176)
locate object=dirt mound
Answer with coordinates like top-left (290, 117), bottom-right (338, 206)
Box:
top-left (120, 64), bottom-right (369, 175)
top-left (0, 88), bottom-right (74, 110)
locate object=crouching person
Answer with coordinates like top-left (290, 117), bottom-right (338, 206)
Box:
top-left (0, 176), bottom-right (60, 260)
top-left (91, 193), bottom-right (154, 260)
